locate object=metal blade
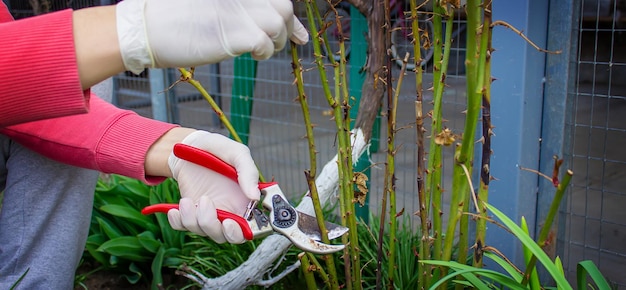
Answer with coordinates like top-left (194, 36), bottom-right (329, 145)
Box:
top-left (297, 212), bottom-right (349, 241)
top-left (286, 227), bottom-right (345, 254)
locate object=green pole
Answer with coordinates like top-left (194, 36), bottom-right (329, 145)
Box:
top-left (349, 5), bottom-right (378, 223)
top-left (230, 53), bottom-right (258, 145)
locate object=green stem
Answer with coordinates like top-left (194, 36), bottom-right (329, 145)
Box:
top-left (474, 1), bottom-right (493, 268)
top-left (178, 68), bottom-right (240, 143)
top-left (291, 41), bottom-right (340, 290)
top-left (299, 253), bottom-right (319, 290)
top-left (521, 170), bottom-right (574, 285)
top-left (426, 0), bottom-right (449, 268)
top-left (409, 6), bottom-right (429, 289)
top-left (306, 2), bottom-right (360, 288)
top-left (385, 49), bottom-right (410, 289)
top-left (178, 68), bottom-right (267, 183)
top-left (442, 0), bottom-right (480, 264)
top-left (431, 5), bottom-right (457, 271)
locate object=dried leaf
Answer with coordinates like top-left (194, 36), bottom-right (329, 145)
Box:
top-left (434, 128), bottom-right (455, 146)
top-left (353, 172), bottom-right (368, 206)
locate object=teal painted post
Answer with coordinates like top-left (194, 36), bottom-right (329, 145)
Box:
top-left (349, 5), bottom-right (373, 223)
top-left (231, 53), bottom-right (258, 145)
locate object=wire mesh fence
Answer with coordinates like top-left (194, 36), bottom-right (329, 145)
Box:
top-left (560, 0), bottom-right (626, 287)
top-left (6, 0), bottom-right (99, 19)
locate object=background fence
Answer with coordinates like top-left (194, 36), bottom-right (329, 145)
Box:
top-left (6, 0), bottom-right (626, 287)
top-left (559, 0), bottom-right (626, 286)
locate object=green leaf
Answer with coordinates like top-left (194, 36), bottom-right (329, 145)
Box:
top-left (422, 260), bottom-right (527, 290)
top-left (137, 231), bottom-right (162, 253)
top-left (9, 268), bottom-right (29, 290)
top-left (94, 191), bottom-right (131, 208)
top-left (99, 204), bottom-right (159, 233)
top-left (149, 189), bottom-right (185, 248)
top-left (483, 252), bottom-right (523, 282)
top-left (151, 246), bottom-right (166, 290)
top-left (97, 237), bottom-right (151, 262)
top-left (96, 217), bottom-right (124, 240)
top-left (85, 234), bottom-right (110, 266)
top-left (520, 217), bottom-right (541, 289)
top-left (486, 203), bottom-right (572, 290)
top-left (120, 180), bottom-right (151, 199)
top-left (124, 262), bottom-right (143, 285)
top-left (555, 256), bottom-right (565, 276)
top-left (577, 260), bottom-right (611, 290)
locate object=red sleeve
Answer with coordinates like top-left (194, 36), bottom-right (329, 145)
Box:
top-left (0, 2), bottom-right (13, 22)
top-left (1, 96), bottom-right (179, 184)
top-left (0, 7), bottom-right (91, 126)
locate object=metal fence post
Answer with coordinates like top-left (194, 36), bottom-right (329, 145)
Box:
top-left (538, 0), bottom-right (578, 266)
top-left (148, 68), bottom-right (169, 122)
top-left (487, 0), bottom-right (549, 266)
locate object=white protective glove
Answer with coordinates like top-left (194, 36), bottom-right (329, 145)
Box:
top-left (166, 131), bottom-right (260, 244)
top-left (116, 0), bottom-right (309, 74)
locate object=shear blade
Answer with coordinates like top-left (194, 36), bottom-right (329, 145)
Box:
top-left (297, 212), bottom-right (349, 241)
top-left (286, 227), bottom-right (345, 254)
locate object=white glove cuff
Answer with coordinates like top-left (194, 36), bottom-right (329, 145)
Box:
top-left (116, 0), bottom-right (154, 74)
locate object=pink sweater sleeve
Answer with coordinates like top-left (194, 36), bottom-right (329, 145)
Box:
top-left (0, 7), bottom-right (91, 126)
top-left (1, 96), bottom-right (178, 184)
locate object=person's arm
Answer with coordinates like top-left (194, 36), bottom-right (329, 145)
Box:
top-left (72, 6), bottom-right (125, 89)
top-left (0, 8), bottom-right (90, 126)
top-left (1, 96), bottom-right (178, 184)
top-left (1, 0), bottom-right (307, 127)
top-left (2, 94), bottom-right (262, 244)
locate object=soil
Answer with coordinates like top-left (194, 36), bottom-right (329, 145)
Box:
top-left (74, 263), bottom-right (199, 290)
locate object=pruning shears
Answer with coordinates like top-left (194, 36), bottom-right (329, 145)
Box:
top-left (142, 143), bottom-right (348, 254)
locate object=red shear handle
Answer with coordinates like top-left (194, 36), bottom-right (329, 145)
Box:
top-left (141, 204), bottom-right (254, 240)
top-left (173, 143), bottom-right (277, 189)
top-left (174, 143), bottom-right (239, 182)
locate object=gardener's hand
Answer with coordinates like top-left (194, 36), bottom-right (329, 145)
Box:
top-left (116, 0), bottom-right (309, 74)
top-left (165, 130), bottom-right (260, 244)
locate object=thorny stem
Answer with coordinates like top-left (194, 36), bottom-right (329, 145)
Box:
top-left (409, 0), bottom-right (431, 287)
top-left (491, 20), bottom-right (562, 54)
top-left (291, 41), bottom-right (340, 290)
top-left (306, 1), bottom-right (360, 289)
top-left (425, 0), bottom-right (450, 268)
top-left (177, 67), bottom-right (267, 183)
top-left (383, 0), bottom-right (400, 288)
top-left (442, 2), bottom-right (483, 288)
top-left (442, 0), bottom-right (477, 267)
top-left (431, 1), bottom-right (456, 276)
top-left (305, 252), bottom-right (331, 286)
top-left (299, 253), bottom-right (318, 290)
top-left (474, 0), bottom-right (493, 268)
top-left (385, 54), bottom-right (410, 289)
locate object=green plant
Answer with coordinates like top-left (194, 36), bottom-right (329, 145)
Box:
top-left (421, 203), bottom-right (612, 290)
top-left (81, 175), bottom-right (190, 288)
